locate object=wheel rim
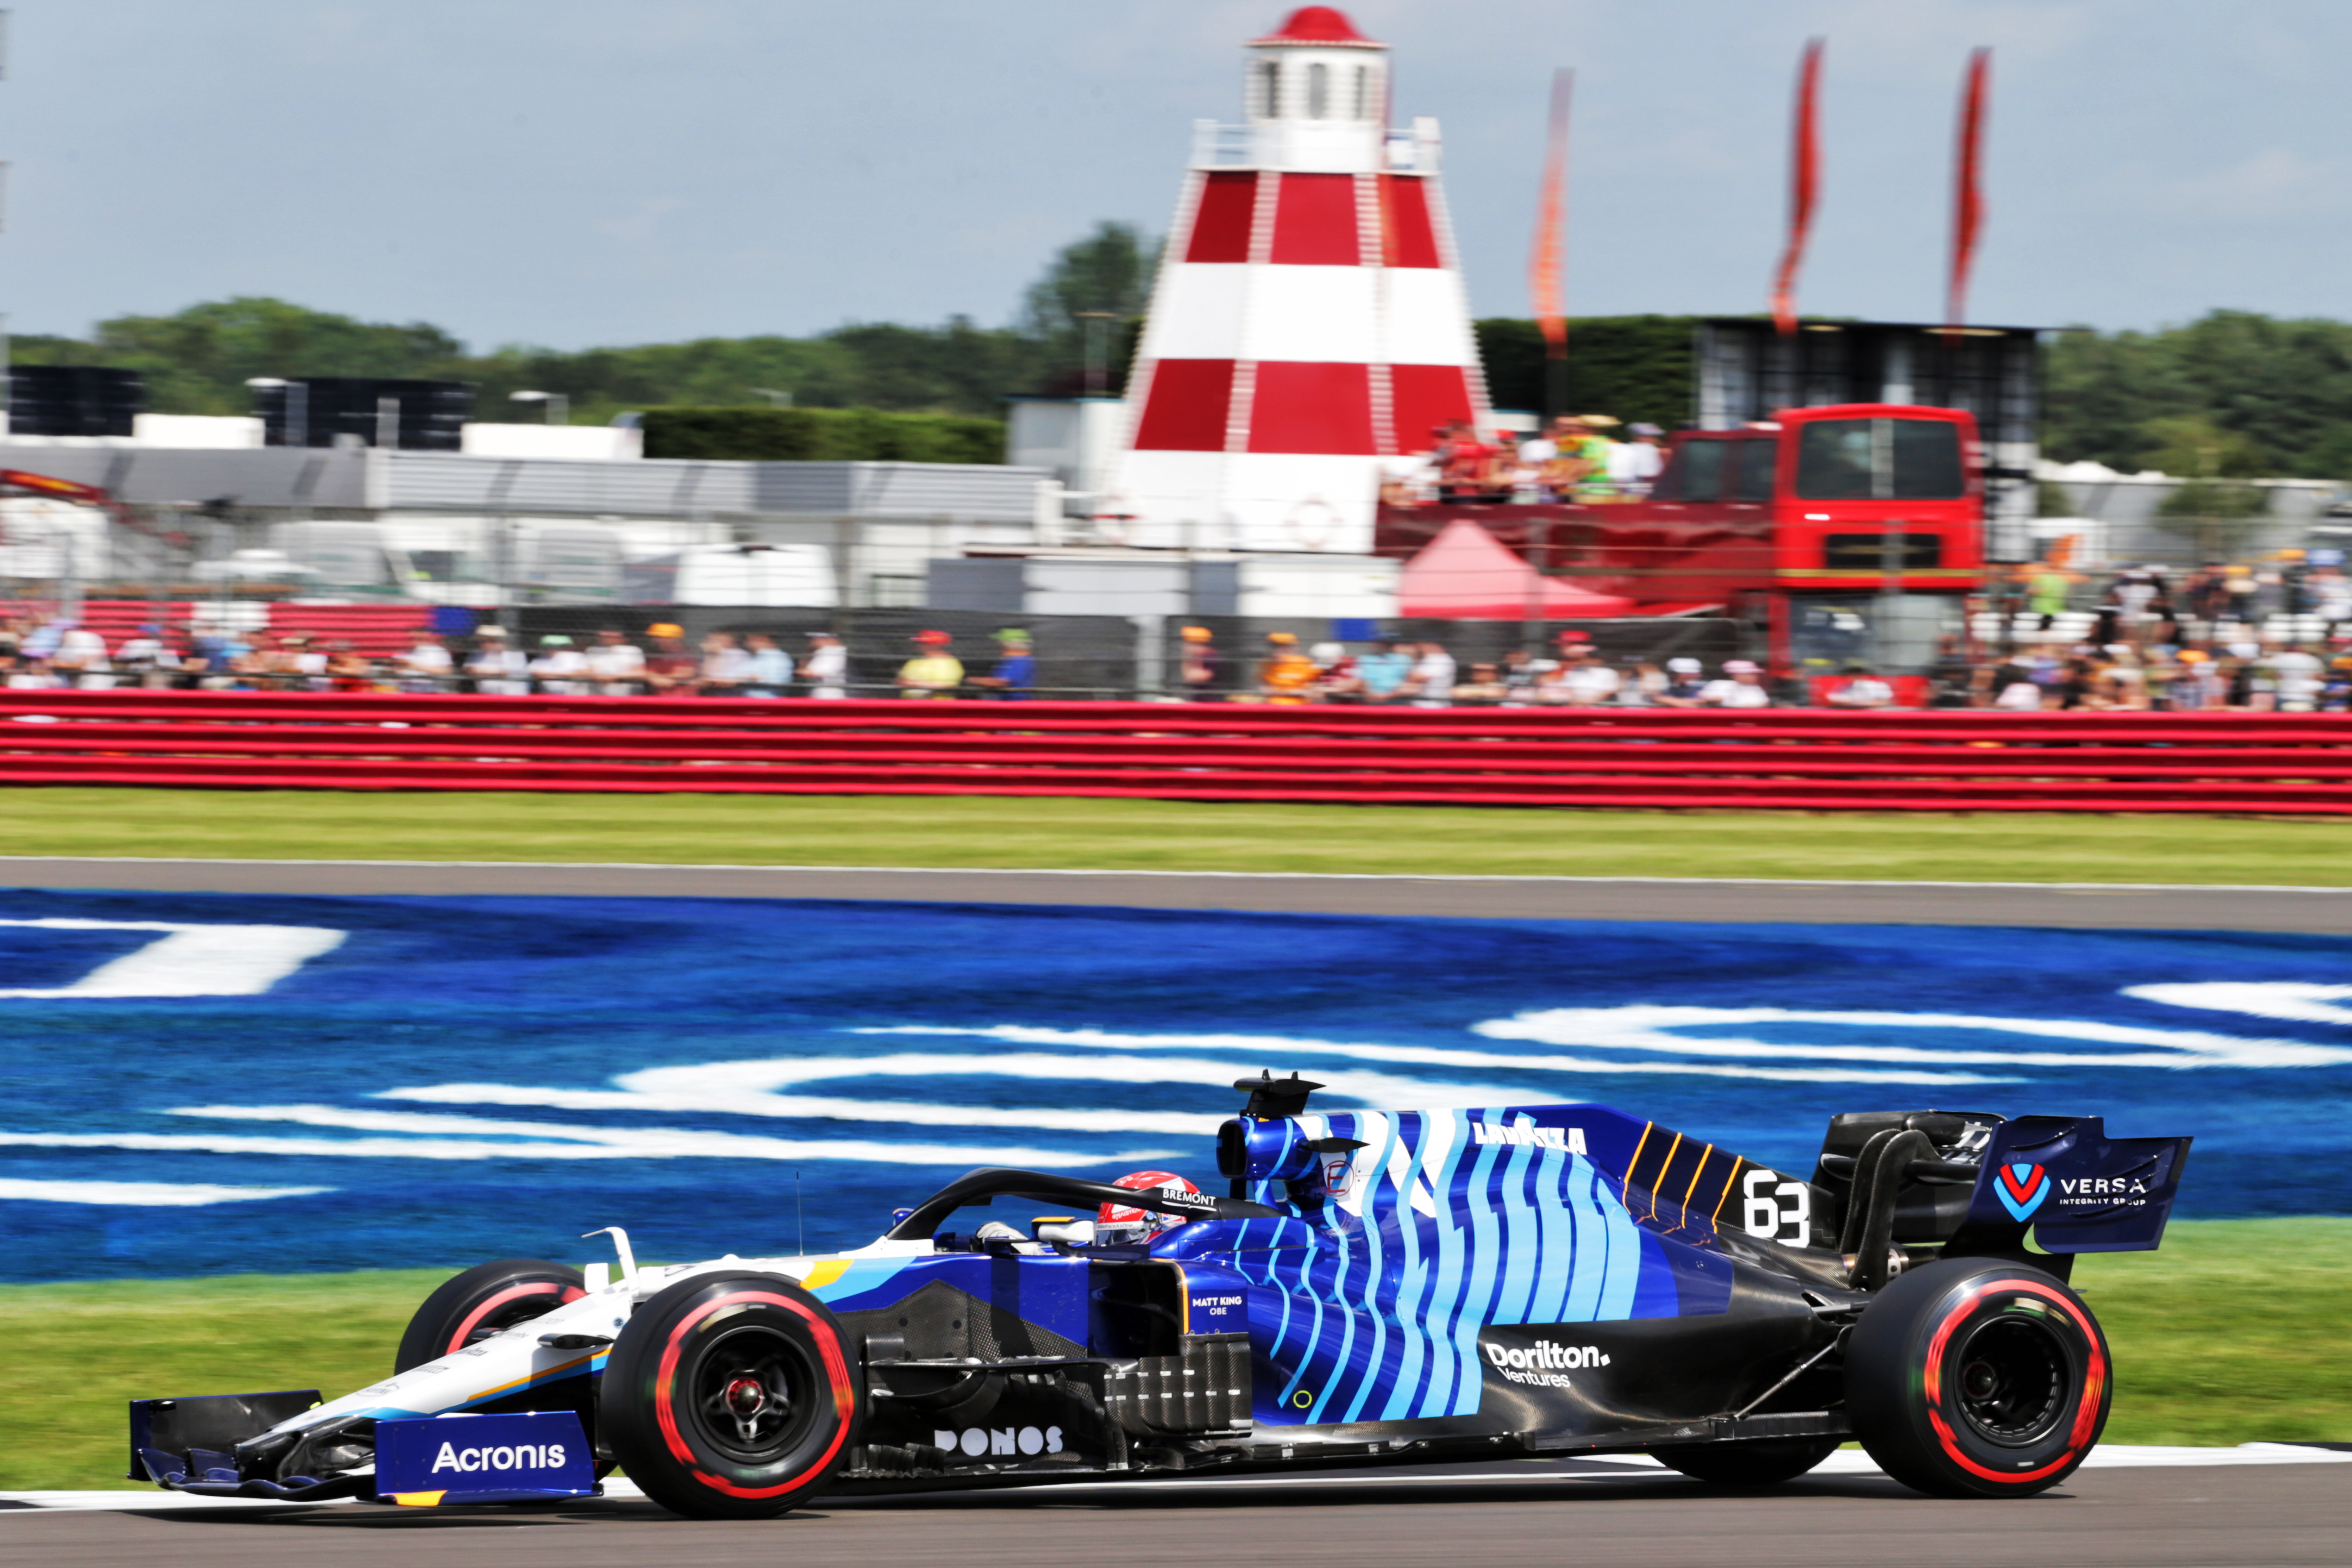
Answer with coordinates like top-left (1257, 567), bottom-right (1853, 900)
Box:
top-left (689, 1323), bottom-right (820, 1465)
top-left (1952, 1312), bottom-right (2070, 1446)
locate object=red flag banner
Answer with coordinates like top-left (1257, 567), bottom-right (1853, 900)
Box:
top-left (1770, 39), bottom-right (1823, 337)
top-left (1947, 48), bottom-right (1992, 334)
top-left (1528, 69), bottom-right (1572, 358)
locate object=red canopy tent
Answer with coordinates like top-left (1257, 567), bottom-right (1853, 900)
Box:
top-left (1397, 518), bottom-right (1635, 619)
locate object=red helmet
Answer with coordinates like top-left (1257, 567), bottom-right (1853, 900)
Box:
top-left (1099, 1170), bottom-right (1198, 1228)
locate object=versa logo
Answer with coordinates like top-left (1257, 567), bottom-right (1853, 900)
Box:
top-left (1994, 1162), bottom-right (2050, 1221)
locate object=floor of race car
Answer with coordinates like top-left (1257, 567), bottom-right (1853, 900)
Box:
top-left (3, 1449), bottom-right (2348, 1568)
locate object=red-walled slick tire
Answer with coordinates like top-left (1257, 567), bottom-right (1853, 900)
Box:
top-left (1846, 1258), bottom-right (2110, 1498)
top-left (394, 1259), bottom-right (587, 1375)
top-left (601, 1271), bottom-right (862, 1520)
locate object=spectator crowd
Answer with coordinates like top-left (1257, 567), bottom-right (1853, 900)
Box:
top-left (5, 551), bottom-right (2350, 710)
top-left (1380, 414), bottom-right (1668, 506)
top-left (0, 616), bottom-right (1040, 701)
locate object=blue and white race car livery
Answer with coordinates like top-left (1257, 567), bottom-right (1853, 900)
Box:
top-left (128, 1074), bottom-right (2188, 1516)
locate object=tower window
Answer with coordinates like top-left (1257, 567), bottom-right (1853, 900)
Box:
top-left (1260, 59), bottom-right (1280, 119)
top-left (1307, 61), bottom-right (1329, 119)
top-left (1355, 65), bottom-right (1372, 119)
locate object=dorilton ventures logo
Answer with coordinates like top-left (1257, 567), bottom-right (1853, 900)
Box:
top-left (1994, 1162), bottom-right (2049, 1222)
top-left (1481, 1338), bottom-right (1611, 1390)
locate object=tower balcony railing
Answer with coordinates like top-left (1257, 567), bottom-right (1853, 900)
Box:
top-left (1188, 118), bottom-right (1442, 174)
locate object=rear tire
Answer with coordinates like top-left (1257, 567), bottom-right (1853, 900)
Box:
top-left (1654, 1436), bottom-right (1840, 1486)
top-left (601, 1271), bottom-right (861, 1520)
top-left (1846, 1259), bottom-right (2110, 1498)
top-left (394, 1259), bottom-right (587, 1374)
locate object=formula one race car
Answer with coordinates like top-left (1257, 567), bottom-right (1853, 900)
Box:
top-left (128, 1075), bottom-right (2188, 1517)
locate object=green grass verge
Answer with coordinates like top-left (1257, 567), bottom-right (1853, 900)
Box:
top-left (3, 788), bottom-right (2352, 882)
top-left (1, 1219), bottom-right (2338, 1491)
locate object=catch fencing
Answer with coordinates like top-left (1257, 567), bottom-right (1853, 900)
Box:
top-left (1, 692), bottom-right (2349, 812)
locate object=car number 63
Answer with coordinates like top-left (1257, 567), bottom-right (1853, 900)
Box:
top-left (1741, 1167), bottom-right (1812, 1249)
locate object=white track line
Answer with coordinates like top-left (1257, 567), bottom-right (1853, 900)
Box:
top-left (7, 1447), bottom-right (2342, 1513)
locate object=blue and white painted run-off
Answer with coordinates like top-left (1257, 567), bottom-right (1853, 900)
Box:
top-left (1, 889), bottom-right (2347, 1281)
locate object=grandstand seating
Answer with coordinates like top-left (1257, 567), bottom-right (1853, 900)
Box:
top-left (0, 691), bottom-right (2347, 812)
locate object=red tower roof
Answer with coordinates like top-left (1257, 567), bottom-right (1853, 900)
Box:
top-left (1253, 6), bottom-right (1381, 47)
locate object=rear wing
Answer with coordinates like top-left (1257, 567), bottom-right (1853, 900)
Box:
top-left (1954, 1115), bottom-right (2192, 1256)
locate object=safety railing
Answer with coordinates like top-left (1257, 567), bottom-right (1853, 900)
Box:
top-left (2, 691), bottom-right (2349, 812)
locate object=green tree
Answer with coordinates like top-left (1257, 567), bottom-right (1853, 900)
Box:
top-left (2138, 413), bottom-right (2268, 480)
top-left (13, 297), bottom-right (466, 415)
top-left (1473, 316), bottom-right (1699, 428)
top-left (2042, 311), bottom-right (2352, 478)
top-left (1018, 221), bottom-right (1154, 396)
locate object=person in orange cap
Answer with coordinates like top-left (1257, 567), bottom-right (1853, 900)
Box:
top-left (1257, 631), bottom-right (1318, 704)
top-left (897, 630), bottom-right (963, 698)
top-left (640, 622), bottom-right (697, 694)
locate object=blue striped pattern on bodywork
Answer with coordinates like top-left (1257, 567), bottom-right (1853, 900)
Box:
top-left (1204, 1106), bottom-right (1712, 1425)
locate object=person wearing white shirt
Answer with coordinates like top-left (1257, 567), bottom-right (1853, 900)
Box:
top-left (698, 631), bottom-right (753, 696)
top-left (1564, 658), bottom-right (1621, 705)
top-left (2272, 645), bottom-right (2325, 712)
top-left (289, 639), bottom-right (331, 692)
top-left (583, 628), bottom-right (646, 696)
top-left (1405, 641), bottom-right (1457, 708)
top-left (531, 634), bottom-right (589, 695)
top-left (397, 634), bottom-right (455, 693)
top-left (1699, 659), bottom-right (1773, 709)
top-left (467, 628), bottom-right (532, 695)
top-left (1610, 423), bottom-right (1669, 496)
top-left (54, 625), bottom-right (115, 689)
top-left (116, 625), bottom-right (174, 689)
top-left (800, 631), bottom-right (848, 699)
top-left (1828, 666), bottom-right (1896, 708)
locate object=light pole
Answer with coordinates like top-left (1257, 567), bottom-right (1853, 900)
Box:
top-left (245, 376), bottom-right (308, 449)
top-left (1075, 311), bottom-right (1118, 398)
top-left (510, 389), bottom-right (568, 426)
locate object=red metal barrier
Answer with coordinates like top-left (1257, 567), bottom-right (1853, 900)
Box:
top-left (2, 691), bottom-right (2350, 812)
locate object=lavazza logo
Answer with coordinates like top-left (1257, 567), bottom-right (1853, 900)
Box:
top-left (1482, 1338), bottom-right (1610, 1390)
top-left (1470, 1124), bottom-right (1588, 1153)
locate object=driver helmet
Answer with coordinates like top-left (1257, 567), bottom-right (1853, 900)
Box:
top-left (1098, 1170), bottom-right (1198, 1241)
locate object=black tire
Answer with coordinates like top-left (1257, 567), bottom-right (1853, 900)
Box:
top-left (394, 1259), bottom-right (587, 1375)
top-left (601, 1271), bottom-right (862, 1520)
top-left (1654, 1436), bottom-right (1841, 1486)
top-left (1846, 1258), bottom-right (2110, 1498)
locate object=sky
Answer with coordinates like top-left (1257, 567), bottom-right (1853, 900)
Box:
top-left (5, 0), bottom-right (2349, 352)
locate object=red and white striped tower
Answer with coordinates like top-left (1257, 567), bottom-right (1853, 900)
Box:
top-left (1100, 6), bottom-right (1489, 552)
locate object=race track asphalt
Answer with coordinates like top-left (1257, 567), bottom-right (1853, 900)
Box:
top-left (6, 857), bottom-right (2352, 930)
top-left (8, 1461), bottom-right (2349, 1568)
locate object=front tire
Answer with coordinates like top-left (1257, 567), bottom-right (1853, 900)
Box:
top-left (395, 1258), bottom-right (586, 1374)
top-left (1654, 1436), bottom-right (1840, 1486)
top-left (1846, 1259), bottom-right (2110, 1498)
top-left (601, 1271), bottom-right (861, 1520)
